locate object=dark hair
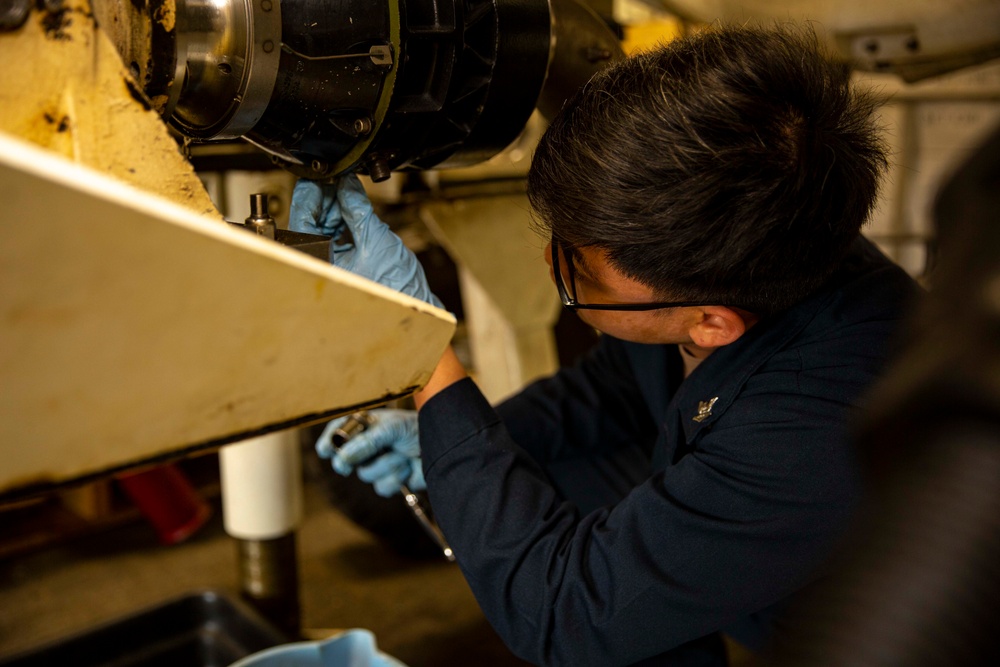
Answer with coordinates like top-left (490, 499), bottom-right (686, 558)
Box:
top-left (527, 24), bottom-right (888, 314)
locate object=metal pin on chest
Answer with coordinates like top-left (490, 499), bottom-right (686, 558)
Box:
top-left (693, 397), bottom-right (719, 423)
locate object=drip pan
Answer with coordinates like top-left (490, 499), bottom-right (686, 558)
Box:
top-left (0, 590), bottom-right (289, 667)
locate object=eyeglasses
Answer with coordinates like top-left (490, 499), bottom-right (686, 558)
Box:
top-left (551, 239), bottom-right (724, 312)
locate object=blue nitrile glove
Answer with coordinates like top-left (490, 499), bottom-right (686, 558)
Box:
top-left (316, 409), bottom-right (424, 498)
top-left (289, 175), bottom-right (443, 309)
top-left (289, 179), bottom-right (345, 237)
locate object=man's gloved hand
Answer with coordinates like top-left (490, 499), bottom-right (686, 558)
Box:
top-left (289, 178), bottom-right (345, 237)
top-left (289, 175), bottom-right (443, 309)
top-left (316, 409), bottom-right (424, 498)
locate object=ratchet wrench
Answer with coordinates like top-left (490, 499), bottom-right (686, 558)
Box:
top-left (331, 412), bottom-right (455, 562)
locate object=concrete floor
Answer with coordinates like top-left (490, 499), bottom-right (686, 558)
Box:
top-left (0, 446), bottom-right (530, 666)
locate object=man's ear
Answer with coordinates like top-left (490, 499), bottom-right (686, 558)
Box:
top-left (688, 307), bottom-right (752, 349)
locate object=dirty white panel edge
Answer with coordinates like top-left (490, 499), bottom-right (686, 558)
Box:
top-left (0, 132), bottom-right (456, 495)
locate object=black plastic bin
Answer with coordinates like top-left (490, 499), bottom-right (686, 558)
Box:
top-left (0, 590), bottom-right (289, 667)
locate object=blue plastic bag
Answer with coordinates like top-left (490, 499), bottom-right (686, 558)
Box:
top-left (230, 629), bottom-right (409, 667)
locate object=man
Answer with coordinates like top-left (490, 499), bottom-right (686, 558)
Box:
top-left (291, 24), bottom-right (919, 666)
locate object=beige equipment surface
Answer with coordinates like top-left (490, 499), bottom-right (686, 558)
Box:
top-left (0, 125), bottom-right (454, 499)
top-left (0, 0), bottom-right (220, 216)
top-left (0, 1), bottom-right (455, 499)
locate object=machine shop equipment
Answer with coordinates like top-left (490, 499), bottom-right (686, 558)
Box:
top-left (0, 0), bottom-right (623, 637)
top-left (0, 132), bottom-right (457, 499)
top-left (1, 0), bottom-right (998, 655)
top-left (0, 0), bottom-right (624, 498)
top-left (96, 0), bottom-right (623, 182)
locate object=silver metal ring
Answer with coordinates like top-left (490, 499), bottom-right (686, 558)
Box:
top-left (169, 0), bottom-right (282, 140)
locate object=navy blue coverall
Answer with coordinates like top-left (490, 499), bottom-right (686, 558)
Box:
top-left (418, 238), bottom-right (919, 665)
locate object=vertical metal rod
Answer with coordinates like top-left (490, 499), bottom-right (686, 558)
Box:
top-left (245, 192), bottom-right (277, 239)
top-left (220, 431), bottom-right (304, 637)
top-left (236, 534), bottom-right (301, 637)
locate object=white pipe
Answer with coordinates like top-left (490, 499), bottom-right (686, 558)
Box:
top-left (219, 430), bottom-right (303, 539)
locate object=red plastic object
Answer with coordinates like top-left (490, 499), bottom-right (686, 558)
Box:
top-left (116, 464), bottom-right (213, 545)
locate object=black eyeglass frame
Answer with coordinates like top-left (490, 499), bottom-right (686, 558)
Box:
top-left (551, 239), bottom-right (731, 312)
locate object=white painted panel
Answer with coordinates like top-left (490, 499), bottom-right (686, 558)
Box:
top-left (0, 132), bottom-right (455, 496)
top-left (903, 102), bottom-right (1000, 237)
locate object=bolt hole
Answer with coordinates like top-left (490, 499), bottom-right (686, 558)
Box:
top-left (218, 63), bottom-right (232, 75)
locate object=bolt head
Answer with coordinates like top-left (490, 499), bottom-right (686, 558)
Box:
top-left (353, 118), bottom-right (373, 135)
